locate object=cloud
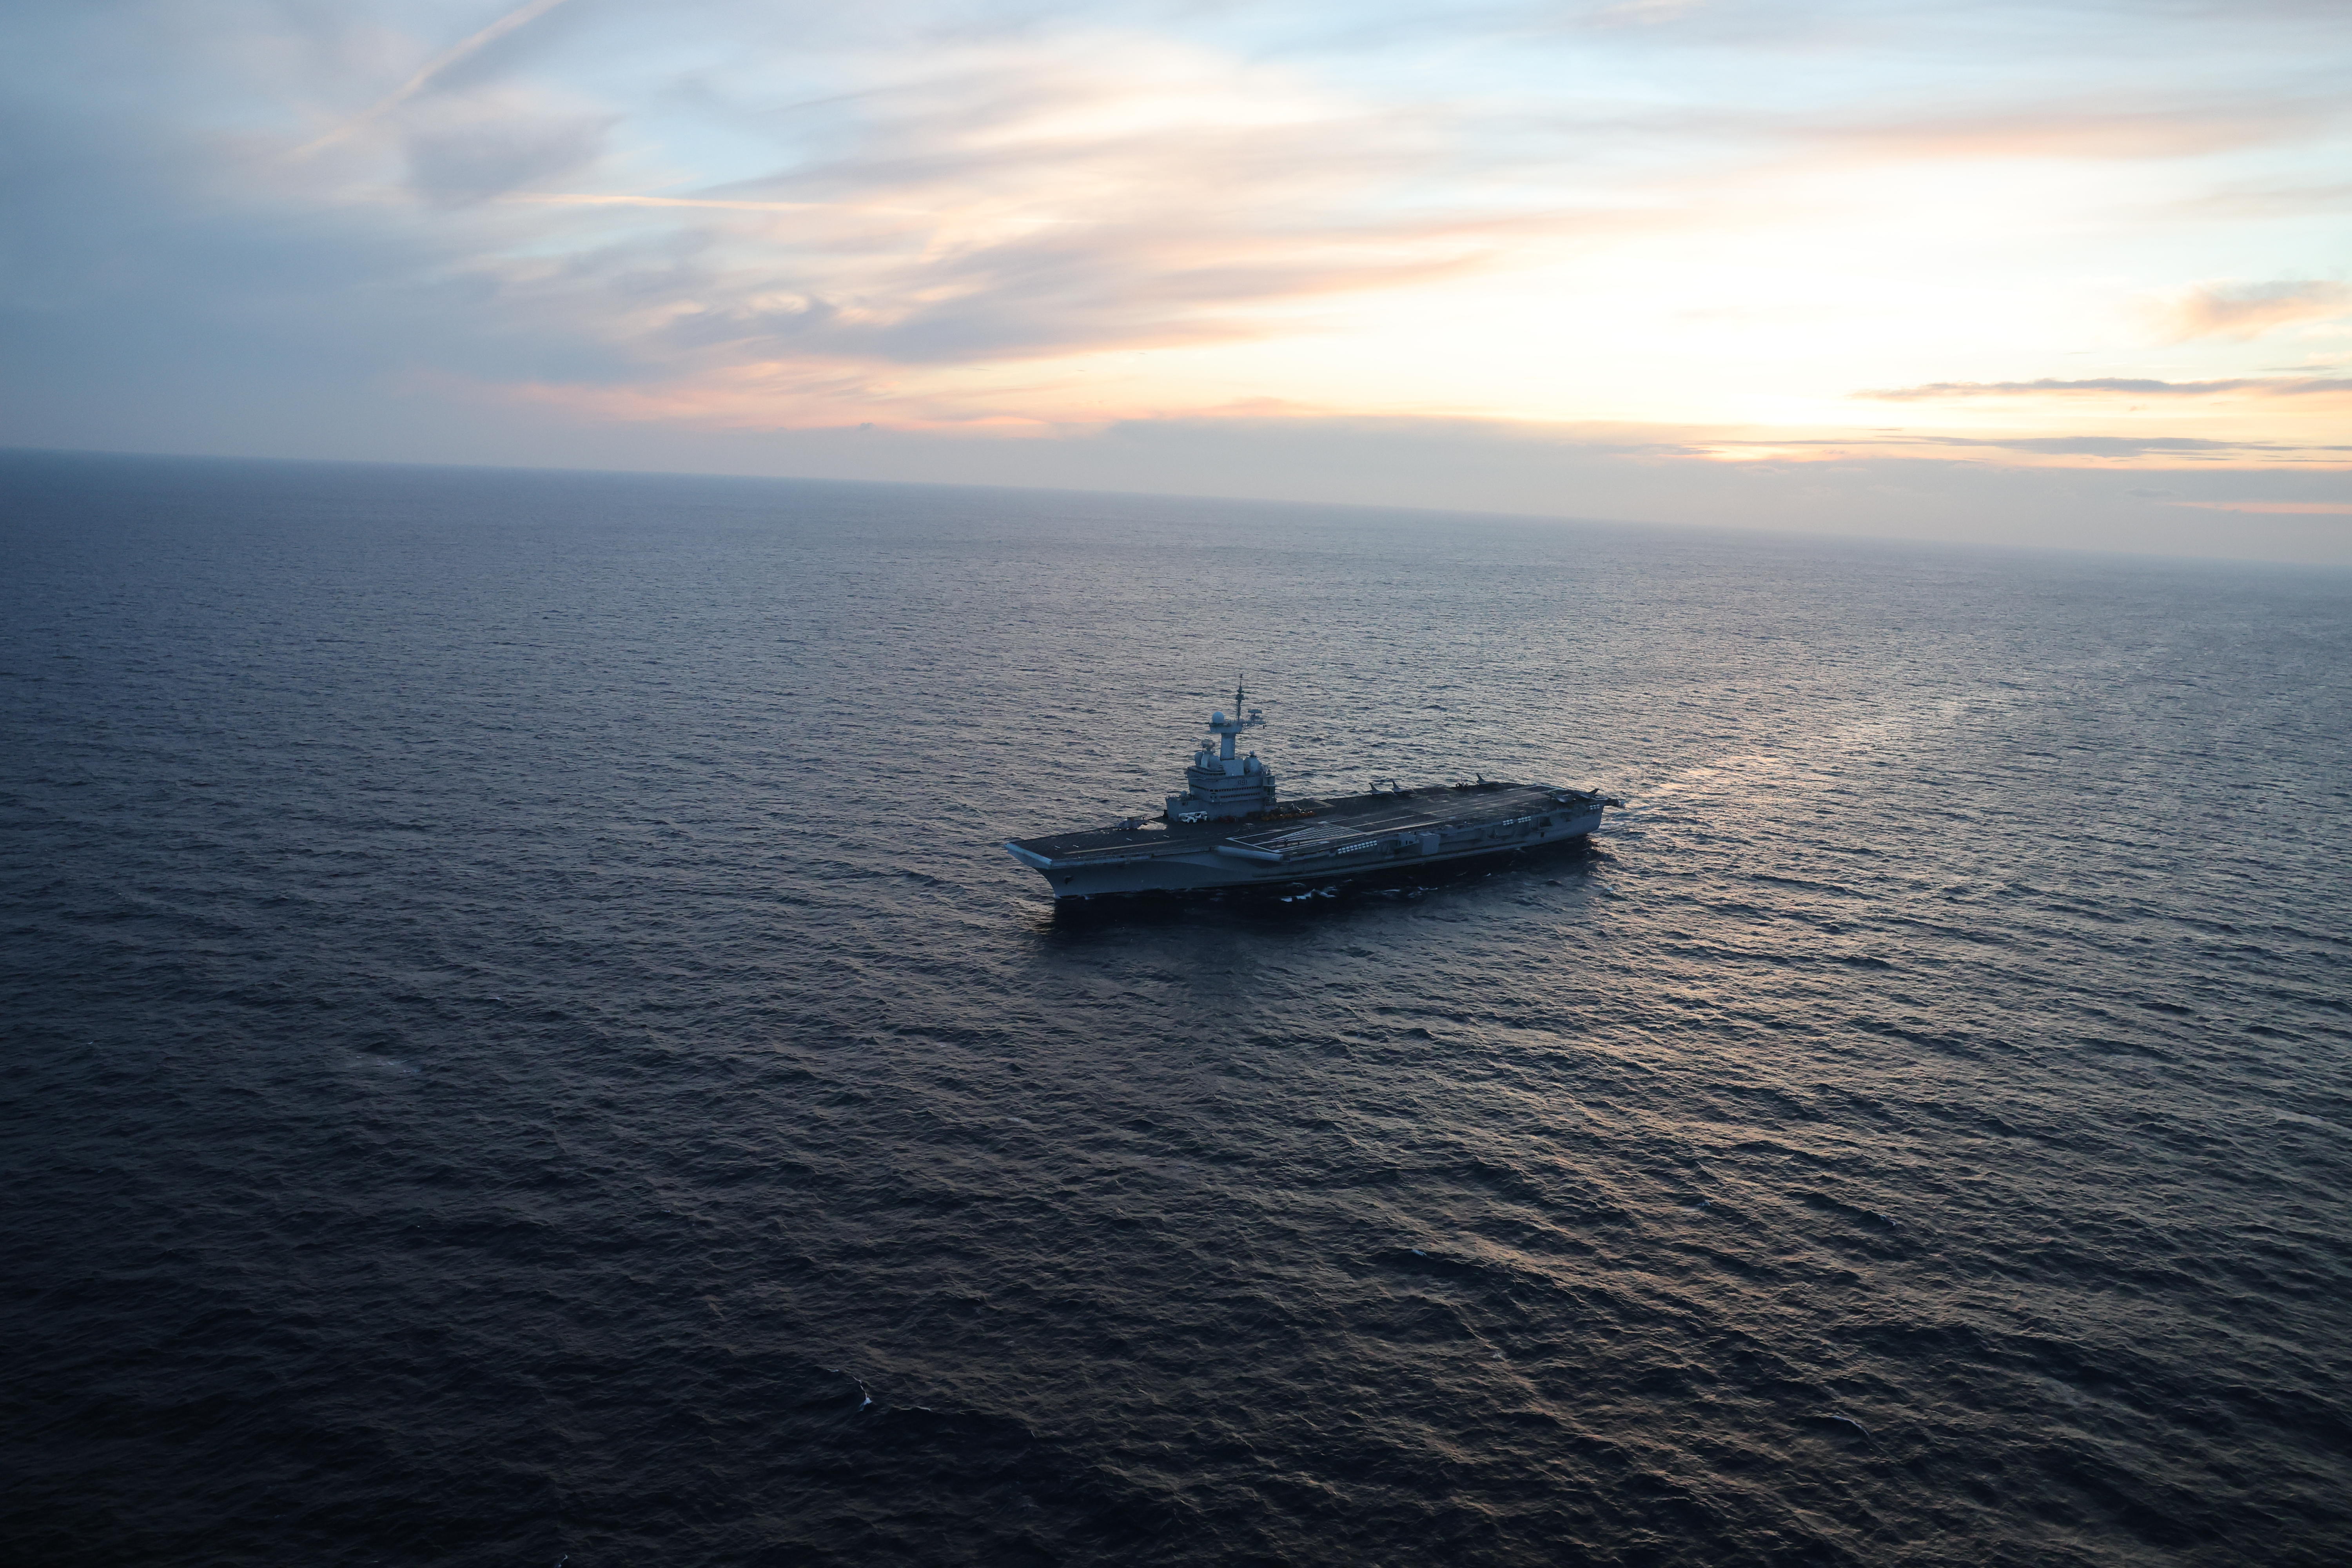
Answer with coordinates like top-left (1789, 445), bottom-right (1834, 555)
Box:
top-left (405, 101), bottom-right (613, 205)
top-left (1815, 103), bottom-right (2328, 164)
top-left (1860, 377), bottom-right (2352, 400)
top-left (1700, 432), bottom-right (2352, 465)
top-left (2163, 499), bottom-right (2352, 514)
top-left (1912, 434), bottom-right (2338, 457)
top-left (7, 13), bottom-right (1557, 433)
top-left (2170, 180), bottom-right (2352, 220)
top-left (423, 34), bottom-right (1539, 377)
top-left (7, 0), bottom-right (2352, 556)
top-left (292, 0), bottom-right (578, 156)
top-left (2153, 279), bottom-right (2352, 341)
top-left (479, 413), bottom-right (2352, 564)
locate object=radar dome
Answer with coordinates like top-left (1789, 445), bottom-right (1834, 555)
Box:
top-left (1210, 711), bottom-right (1227, 724)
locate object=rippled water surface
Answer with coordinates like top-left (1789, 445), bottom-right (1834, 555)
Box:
top-left (4, 450), bottom-right (2349, 1566)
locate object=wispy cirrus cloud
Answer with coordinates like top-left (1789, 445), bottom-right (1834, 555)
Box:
top-left (404, 96), bottom-right (613, 206)
top-left (439, 36), bottom-right (1535, 378)
top-left (2151, 279), bottom-right (2352, 341)
top-left (1860, 376), bottom-right (2352, 400)
top-left (291, 0), bottom-right (578, 156)
top-left (425, 78), bottom-right (2342, 398)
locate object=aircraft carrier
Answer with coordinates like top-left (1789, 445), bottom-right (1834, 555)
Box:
top-left (1005, 685), bottom-right (1618, 899)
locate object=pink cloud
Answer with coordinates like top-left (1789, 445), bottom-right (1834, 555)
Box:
top-left (2155, 279), bottom-right (2352, 341)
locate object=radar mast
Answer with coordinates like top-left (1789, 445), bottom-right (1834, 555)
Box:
top-left (1170, 676), bottom-right (1275, 821)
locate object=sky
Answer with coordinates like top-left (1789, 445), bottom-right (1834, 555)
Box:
top-left (4, 0), bottom-right (2349, 561)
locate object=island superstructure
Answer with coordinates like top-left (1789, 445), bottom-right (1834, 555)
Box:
top-left (1004, 685), bottom-right (1618, 898)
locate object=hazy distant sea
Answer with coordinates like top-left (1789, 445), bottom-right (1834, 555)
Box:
top-left (4, 449), bottom-right (2349, 1567)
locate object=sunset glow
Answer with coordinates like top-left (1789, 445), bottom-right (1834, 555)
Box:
top-left (5, 0), bottom-right (2349, 558)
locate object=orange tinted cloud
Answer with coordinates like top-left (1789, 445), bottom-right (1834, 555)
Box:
top-left (454, 37), bottom-right (1538, 373)
top-left (2154, 279), bottom-right (2352, 341)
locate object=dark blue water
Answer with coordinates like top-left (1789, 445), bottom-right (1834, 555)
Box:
top-left (4, 449), bottom-right (2349, 1566)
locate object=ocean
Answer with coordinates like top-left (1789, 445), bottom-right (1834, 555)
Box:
top-left (3, 448), bottom-right (2347, 1566)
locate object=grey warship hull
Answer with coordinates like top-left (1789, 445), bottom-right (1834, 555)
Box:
top-left (1007, 780), bottom-right (1608, 899)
